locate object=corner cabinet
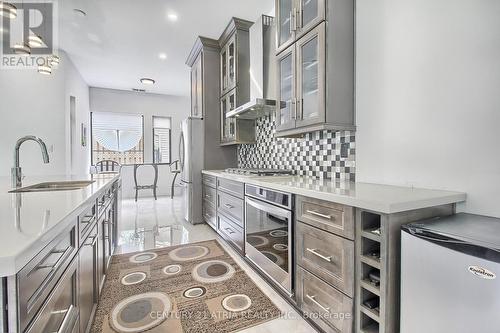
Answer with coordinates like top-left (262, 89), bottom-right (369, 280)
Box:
top-left (275, 0), bottom-right (355, 137)
top-left (218, 17), bottom-right (256, 145)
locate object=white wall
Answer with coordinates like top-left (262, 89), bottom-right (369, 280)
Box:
top-left (89, 88), bottom-right (190, 199)
top-left (356, 0), bottom-right (500, 217)
top-left (0, 51), bottom-right (89, 177)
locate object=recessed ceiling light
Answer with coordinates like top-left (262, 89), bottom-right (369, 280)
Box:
top-left (0, 2), bottom-right (17, 19)
top-left (167, 12), bottom-right (178, 22)
top-left (140, 78), bottom-right (155, 85)
top-left (158, 53), bottom-right (167, 60)
top-left (73, 8), bottom-right (87, 17)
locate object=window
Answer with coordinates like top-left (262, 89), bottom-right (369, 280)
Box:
top-left (91, 112), bottom-right (144, 165)
top-left (153, 116), bottom-right (171, 164)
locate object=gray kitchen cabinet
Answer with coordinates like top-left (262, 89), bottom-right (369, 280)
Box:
top-left (202, 174), bottom-right (217, 231)
top-left (79, 224), bottom-right (98, 333)
top-left (186, 37), bottom-right (221, 121)
top-left (276, 44), bottom-right (296, 132)
top-left (219, 18), bottom-right (252, 97)
top-left (190, 52), bottom-right (204, 118)
top-left (276, 0), bottom-right (326, 54)
top-left (220, 88), bottom-right (256, 145)
top-left (219, 18), bottom-right (256, 145)
top-left (275, 0), bottom-right (355, 137)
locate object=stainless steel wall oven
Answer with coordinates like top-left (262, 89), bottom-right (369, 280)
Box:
top-left (245, 184), bottom-right (293, 296)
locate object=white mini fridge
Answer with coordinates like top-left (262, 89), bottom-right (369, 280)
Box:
top-left (401, 213), bottom-right (500, 333)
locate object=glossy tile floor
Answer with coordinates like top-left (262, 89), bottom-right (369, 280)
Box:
top-left (116, 196), bottom-right (316, 333)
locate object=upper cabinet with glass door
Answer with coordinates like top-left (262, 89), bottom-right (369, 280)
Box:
top-left (219, 18), bottom-right (252, 97)
top-left (275, 0), bottom-right (355, 137)
top-left (218, 18), bottom-right (255, 145)
top-left (276, 0), bottom-right (326, 54)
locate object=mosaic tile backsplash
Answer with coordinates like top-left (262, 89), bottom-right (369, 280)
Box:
top-left (237, 116), bottom-right (356, 181)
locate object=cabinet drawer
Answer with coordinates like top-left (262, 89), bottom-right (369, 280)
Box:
top-left (296, 196), bottom-right (355, 240)
top-left (297, 266), bottom-right (353, 333)
top-left (78, 203), bottom-right (96, 246)
top-left (218, 213), bottom-right (244, 254)
top-left (203, 201), bottom-right (217, 230)
top-left (217, 178), bottom-right (244, 198)
top-left (203, 174), bottom-right (217, 188)
top-left (18, 222), bottom-right (78, 332)
top-left (203, 185), bottom-right (216, 206)
top-left (217, 191), bottom-right (244, 227)
top-left (26, 257), bottom-right (79, 333)
top-left (297, 222), bottom-right (354, 297)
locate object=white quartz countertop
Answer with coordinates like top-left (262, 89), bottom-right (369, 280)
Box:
top-left (202, 170), bottom-right (466, 214)
top-left (0, 173), bottom-right (119, 277)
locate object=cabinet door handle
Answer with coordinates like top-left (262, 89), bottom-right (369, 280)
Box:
top-left (306, 248), bottom-right (333, 262)
top-left (85, 235), bottom-right (98, 247)
top-left (292, 98), bottom-right (297, 119)
top-left (306, 210), bottom-right (332, 220)
top-left (224, 203), bottom-right (234, 209)
top-left (33, 248), bottom-right (68, 272)
top-left (224, 227), bottom-right (235, 235)
top-left (296, 6), bottom-right (302, 30)
top-left (80, 215), bottom-right (94, 224)
top-left (297, 98), bottom-right (303, 119)
top-left (306, 294), bottom-right (330, 313)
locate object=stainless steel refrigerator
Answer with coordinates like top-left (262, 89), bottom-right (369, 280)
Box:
top-left (178, 117), bottom-right (236, 224)
top-left (401, 213), bottom-right (500, 333)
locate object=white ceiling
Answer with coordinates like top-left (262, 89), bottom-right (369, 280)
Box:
top-left (58, 0), bottom-right (274, 96)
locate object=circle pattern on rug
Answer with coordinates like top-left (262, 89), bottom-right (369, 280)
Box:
top-left (247, 235), bottom-right (269, 248)
top-left (183, 286), bottom-right (207, 299)
top-left (222, 294), bottom-right (252, 312)
top-left (110, 292), bottom-right (171, 332)
top-left (129, 252), bottom-right (158, 264)
top-left (261, 251), bottom-right (285, 266)
top-left (121, 272), bottom-right (147, 286)
top-left (269, 230), bottom-right (288, 238)
top-left (273, 243), bottom-right (288, 252)
top-left (192, 260), bottom-right (235, 283)
top-left (162, 264), bottom-right (182, 276)
top-left (169, 245), bottom-right (209, 261)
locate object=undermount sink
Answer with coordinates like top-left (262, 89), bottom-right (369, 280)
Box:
top-left (9, 180), bottom-right (95, 193)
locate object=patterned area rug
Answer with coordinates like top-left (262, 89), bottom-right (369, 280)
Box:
top-left (91, 240), bottom-right (282, 333)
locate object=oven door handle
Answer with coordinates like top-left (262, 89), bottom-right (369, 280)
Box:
top-left (245, 197), bottom-right (291, 220)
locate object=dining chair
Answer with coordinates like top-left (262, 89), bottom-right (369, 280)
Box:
top-left (133, 164), bottom-right (159, 201)
top-left (95, 160), bottom-right (121, 173)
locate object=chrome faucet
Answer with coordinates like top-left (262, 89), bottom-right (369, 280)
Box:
top-left (12, 136), bottom-right (50, 188)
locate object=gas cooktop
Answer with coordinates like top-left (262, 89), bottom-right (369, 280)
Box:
top-left (223, 168), bottom-right (294, 176)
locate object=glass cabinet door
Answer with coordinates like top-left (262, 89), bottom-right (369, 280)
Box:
top-left (276, 45), bottom-right (296, 132)
top-left (296, 22), bottom-right (325, 127)
top-left (227, 35), bottom-right (236, 91)
top-left (220, 92), bottom-right (236, 143)
top-left (220, 47), bottom-right (228, 94)
top-left (277, 0), bottom-right (295, 53)
top-left (191, 54), bottom-right (203, 118)
top-left (296, 0), bottom-right (325, 39)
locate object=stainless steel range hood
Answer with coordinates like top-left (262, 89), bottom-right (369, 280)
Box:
top-left (226, 15), bottom-right (276, 119)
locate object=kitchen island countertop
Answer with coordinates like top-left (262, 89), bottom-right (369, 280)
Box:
top-left (0, 173), bottom-right (119, 277)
